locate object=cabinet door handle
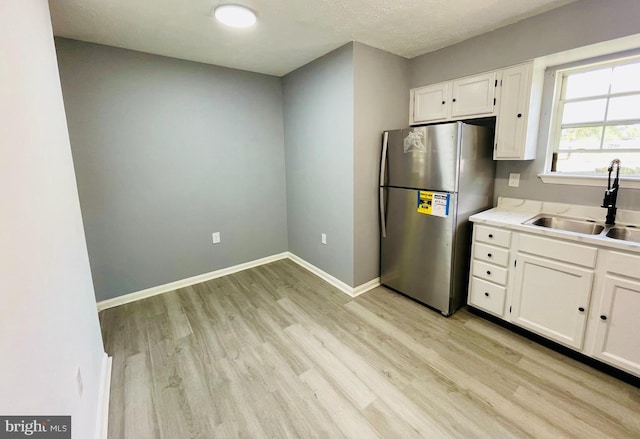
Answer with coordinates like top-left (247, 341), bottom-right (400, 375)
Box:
top-left (600, 315), bottom-right (608, 321)
top-left (488, 234), bottom-right (493, 238)
top-left (578, 307), bottom-right (585, 312)
top-left (517, 113), bottom-right (522, 118)
top-left (487, 253), bottom-right (492, 258)
top-left (442, 100), bottom-right (446, 105)
top-left (484, 292), bottom-right (490, 297)
top-left (452, 98), bottom-right (457, 102)
top-left (486, 270), bottom-right (491, 275)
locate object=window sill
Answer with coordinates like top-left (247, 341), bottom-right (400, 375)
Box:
top-left (539, 173), bottom-right (640, 189)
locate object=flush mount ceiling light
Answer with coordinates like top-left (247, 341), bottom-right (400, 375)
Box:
top-left (214, 4), bottom-right (256, 28)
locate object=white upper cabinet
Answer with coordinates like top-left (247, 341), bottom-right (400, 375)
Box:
top-left (410, 82), bottom-right (450, 124)
top-left (494, 62), bottom-right (543, 160)
top-left (410, 61), bottom-right (544, 161)
top-left (410, 72), bottom-right (497, 125)
top-left (451, 72), bottom-right (497, 118)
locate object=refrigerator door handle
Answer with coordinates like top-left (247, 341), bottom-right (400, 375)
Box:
top-left (379, 131), bottom-right (389, 187)
top-left (379, 187), bottom-right (387, 238)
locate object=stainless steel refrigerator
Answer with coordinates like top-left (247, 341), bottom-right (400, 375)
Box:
top-left (379, 121), bottom-right (495, 316)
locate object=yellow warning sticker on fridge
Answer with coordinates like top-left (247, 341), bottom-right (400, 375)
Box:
top-left (417, 191), bottom-right (450, 217)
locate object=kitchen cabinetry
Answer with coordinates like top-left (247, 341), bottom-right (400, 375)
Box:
top-left (410, 72), bottom-right (496, 125)
top-left (511, 234), bottom-right (596, 349)
top-left (451, 72), bottom-right (497, 119)
top-left (467, 222), bottom-right (640, 378)
top-left (494, 62), bottom-right (543, 160)
top-left (590, 251), bottom-right (640, 376)
top-left (411, 83), bottom-right (450, 123)
top-left (468, 225), bottom-right (511, 317)
top-left (410, 61), bottom-right (543, 161)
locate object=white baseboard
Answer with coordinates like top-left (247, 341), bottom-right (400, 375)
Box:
top-left (352, 277), bottom-right (381, 297)
top-left (94, 353), bottom-right (112, 439)
top-left (287, 252), bottom-right (354, 295)
top-left (96, 252), bottom-right (289, 310)
top-left (287, 252), bottom-right (380, 298)
top-left (96, 251), bottom-right (378, 310)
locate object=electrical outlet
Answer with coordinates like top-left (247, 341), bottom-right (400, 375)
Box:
top-left (212, 232), bottom-right (221, 244)
top-left (508, 173), bottom-right (520, 187)
top-left (321, 233), bottom-right (327, 245)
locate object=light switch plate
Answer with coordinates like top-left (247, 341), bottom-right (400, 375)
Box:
top-left (508, 173), bottom-right (520, 187)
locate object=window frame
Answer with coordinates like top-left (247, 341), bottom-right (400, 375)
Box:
top-left (542, 53), bottom-right (640, 188)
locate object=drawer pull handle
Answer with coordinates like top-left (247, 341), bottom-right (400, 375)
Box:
top-left (600, 315), bottom-right (607, 321)
top-left (486, 270), bottom-right (491, 275)
top-left (484, 292), bottom-right (490, 297)
top-left (487, 253), bottom-right (492, 258)
top-left (488, 234), bottom-right (494, 238)
top-left (578, 307), bottom-right (585, 312)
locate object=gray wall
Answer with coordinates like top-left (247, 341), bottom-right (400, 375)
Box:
top-left (283, 44), bottom-right (355, 286)
top-left (56, 38), bottom-right (288, 301)
top-left (58, 0), bottom-right (640, 299)
top-left (409, 0), bottom-right (640, 211)
top-left (353, 43), bottom-right (409, 285)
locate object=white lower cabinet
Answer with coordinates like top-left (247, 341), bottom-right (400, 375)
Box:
top-left (511, 254), bottom-right (593, 349)
top-left (468, 225), bottom-right (640, 378)
top-left (468, 225), bottom-right (511, 318)
top-left (469, 277), bottom-right (506, 317)
top-left (590, 251), bottom-right (640, 376)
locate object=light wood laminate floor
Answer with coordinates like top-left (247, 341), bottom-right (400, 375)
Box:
top-left (99, 259), bottom-right (640, 439)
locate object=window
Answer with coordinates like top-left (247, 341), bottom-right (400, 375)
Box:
top-left (549, 56), bottom-right (640, 177)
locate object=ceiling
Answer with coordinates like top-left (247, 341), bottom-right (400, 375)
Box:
top-left (49, 0), bottom-right (575, 77)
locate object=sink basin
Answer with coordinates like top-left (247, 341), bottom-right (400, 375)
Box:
top-left (605, 226), bottom-right (640, 243)
top-left (524, 215), bottom-right (605, 235)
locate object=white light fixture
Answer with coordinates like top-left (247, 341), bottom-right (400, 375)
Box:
top-left (214, 4), bottom-right (256, 28)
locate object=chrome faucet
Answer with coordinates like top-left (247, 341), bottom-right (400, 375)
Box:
top-left (602, 159), bottom-right (621, 225)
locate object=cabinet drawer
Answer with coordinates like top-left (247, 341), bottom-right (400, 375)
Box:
top-left (475, 225), bottom-right (511, 248)
top-left (518, 233), bottom-right (597, 268)
top-left (473, 243), bottom-right (510, 267)
top-left (469, 277), bottom-right (506, 316)
top-left (472, 260), bottom-right (508, 285)
top-left (604, 251), bottom-right (640, 278)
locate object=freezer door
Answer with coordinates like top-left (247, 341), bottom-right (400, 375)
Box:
top-left (384, 123), bottom-right (460, 192)
top-left (380, 187), bottom-right (456, 314)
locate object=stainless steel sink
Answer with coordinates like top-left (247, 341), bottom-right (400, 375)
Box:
top-left (524, 215), bottom-right (605, 235)
top-left (605, 226), bottom-right (640, 243)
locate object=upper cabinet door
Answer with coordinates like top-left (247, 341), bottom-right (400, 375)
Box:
top-left (451, 72), bottom-right (497, 118)
top-left (411, 83), bottom-right (450, 124)
top-left (495, 63), bottom-right (533, 160)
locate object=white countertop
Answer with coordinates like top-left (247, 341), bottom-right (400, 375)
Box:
top-left (470, 197), bottom-right (640, 253)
